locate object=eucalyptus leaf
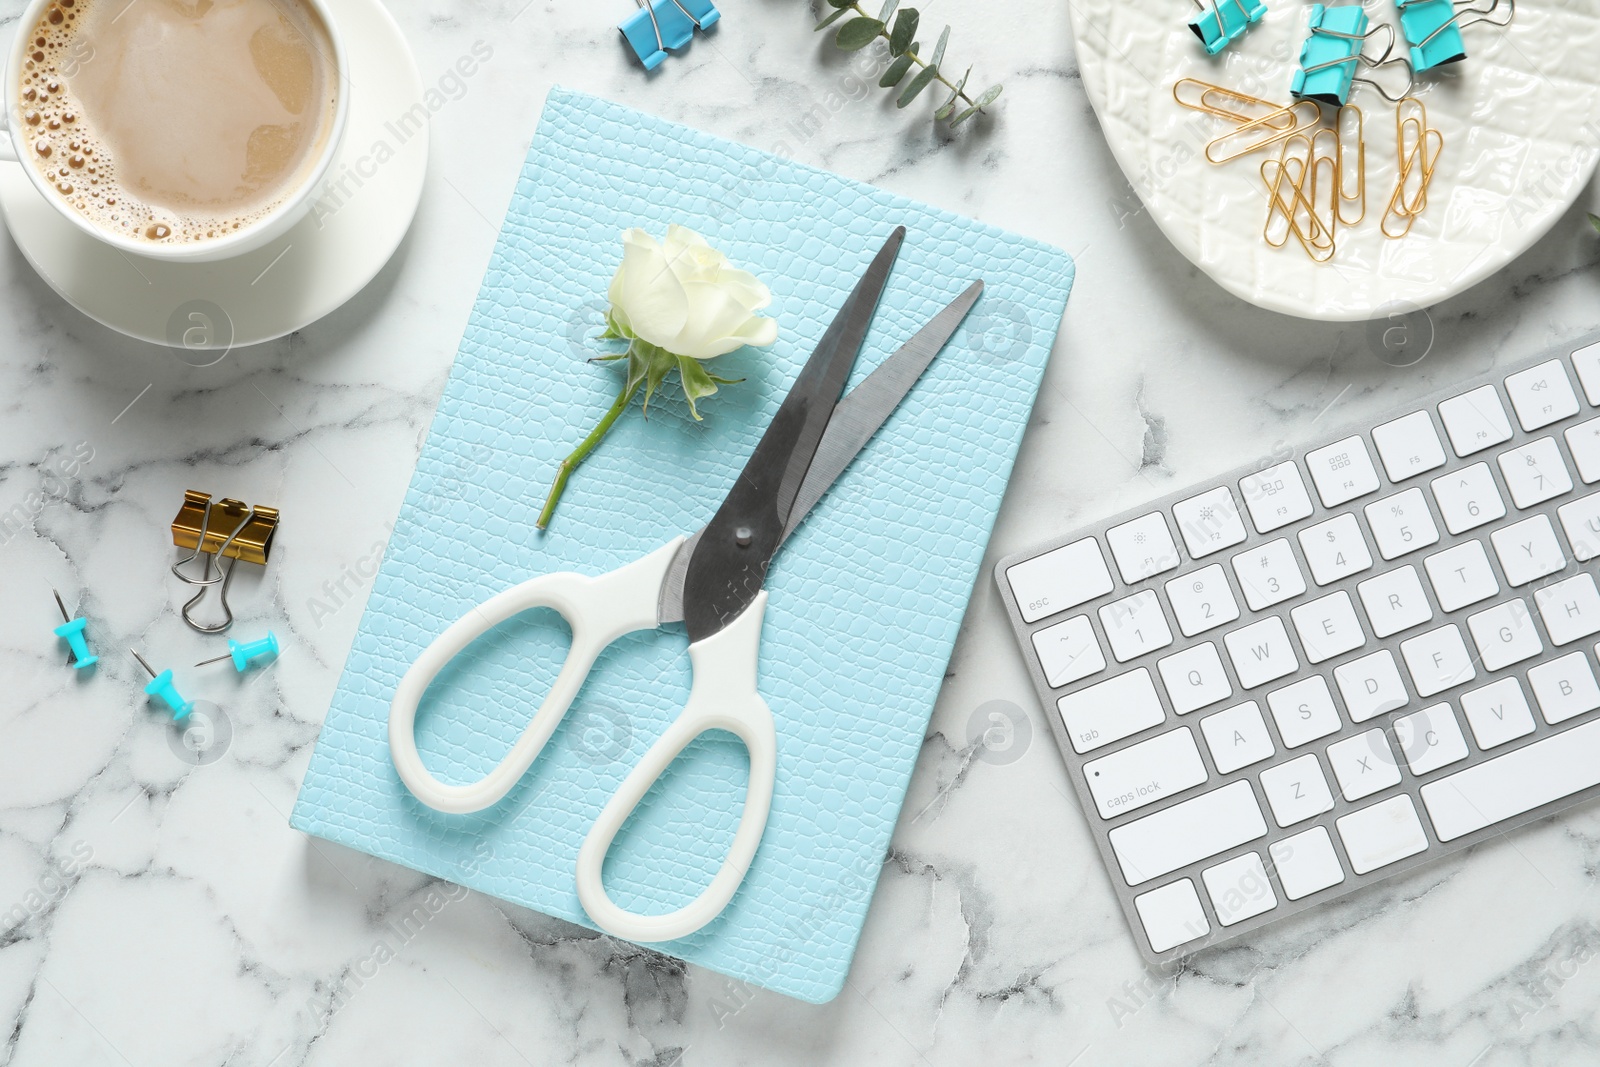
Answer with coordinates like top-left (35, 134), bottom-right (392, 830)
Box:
top-left (889, 8), bottom-right (919, 56)
top-left (949, 104), bottom-right (981, 127)
top-left (827, 0), bottom-right (854, 8)
top-left (675, 356), bottom-right (722, 421)
top-left (931, 25), bottom-right (950, 68)
top-left (934, 97), bottom-right (957, 120)
top-left (896, 63), bottom-right (939, 107)
top-left (815, 7), bottom-right (850, 29)
top-left (877, 0), bottom-right (900, 22)
top-left (1590, 212), bottom-right (1600, 235)
top-left (880, 53), bottom-right (915, 87)
top-left (835, 16), bottom-right (885, 50)
top-left (976, 84), bottom-right (1004, 107)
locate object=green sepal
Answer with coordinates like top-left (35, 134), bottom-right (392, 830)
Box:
top-left (675, 355), bottom-right (722, 421)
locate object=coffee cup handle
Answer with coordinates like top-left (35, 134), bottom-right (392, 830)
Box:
top-left (0, 115), bottom-right (16, 163)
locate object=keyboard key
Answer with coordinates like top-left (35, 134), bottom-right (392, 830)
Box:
top-left (1439, 385), bottom-right (1513, 457)
top-left (1202, 852), bottom-right (1277, 926)
top-left (1334, 650), bottom-right (1409, 722)
top-left (1007, 538), bottom-right (1114, 623)
top-left (1327, 729), bottom-right (1403, 800)
top-left (1058, 669), bottom-right (1165, 754)
top-left (1030, 616), bottom-right (1105, 688)
top-left (1299, 513), bottom-right (1374, 586)
top-left (1393, 704), bottom-right (1469, 776)
top-left (1134, 879), bottom-right (1210, 952)
top-left (1106, 513), bottom-right (1182, 584)
top-left (1358, 566), bottom-right (1433, 638)
top-left (1108, 780), bottom-right (1268, 885)
top-left (1290, 591), bottom-right (1366, 663)
top-left (1260, 754), bottom-right (1335, 827)
top-left (1100, 590), bottom-right (1174, 662)
top-left (1505, 359), bottom-right (1580, 431)
top-left (1337, 795), bottom-right (1429, 873)
top-left (1535, 574), bottom-right (1600, 646)
top-left (1269, 827), bottom-right (1346, 900)
top-left (1466, 599), bottom-right (1543, 671)
top-left (1172, 486), bottom-right (1248, 559)
top-left (1564, 417), bottom-right (1600, 484)
top-left (1430, 462), bottom-right (1505, 535)
top-left (1574, 341), bottom-right (1600, 405)
top-left (1165, 564), bottom-right (1240, 637)
top-left (1401, 625), bottom-right (1476, 697)
top-left (1231, 539), bottom-right (1306, 611)
top-left (1460, 677), bottom-right (1536, 749)
top-left (1200, 701), bottom-right (1275, 773)
top-left (1527, 651), bottom-right (1600, 725)
top-left (1266, 676), bottom-right (1342, 748)
top-left (1225, 617), bottom-right (1299, 689)
top-left (1083, 728), bottom-right (1209, 819)
top-left (1365, 488), bottom-right (1440, 560)
top-left (1305, 436), bottom-right (1381, 507)
top-left (1498, 437), bottom-right (1573, 509)
top-left (1424, 540), bottom-right (1499, 612)
top-left (1492, 515), bottom-right (1566, 586)
top-left (1371, 410), bottom-right (1447, 482)
top-left (1157, 642), bottom-right (1232, 715)
top-left (1239, 462), bottom-right (1314, 533)
top-left (1558, 492), bottom-right (1600, 561)
top-left (1421, 718), bottom-right (1600, 842)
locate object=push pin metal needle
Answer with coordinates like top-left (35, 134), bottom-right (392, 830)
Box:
top-left (130, 649), bottom-right (194, 721)
top-left (195, 632), bottom-right (280, 673)
top-left (52, 590), bottom-right (97, 669)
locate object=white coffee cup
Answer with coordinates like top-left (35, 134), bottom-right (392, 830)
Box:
top-left (0, 0), bottom-right (350, 264)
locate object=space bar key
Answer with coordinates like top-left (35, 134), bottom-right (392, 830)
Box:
top-left (1420, 718), bottom-right (1600, 842)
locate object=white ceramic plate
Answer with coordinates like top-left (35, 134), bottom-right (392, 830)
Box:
top-left (0, 0), bottom-right (426, 349)
top-left (1070, 0), bottom-right (1600, 320)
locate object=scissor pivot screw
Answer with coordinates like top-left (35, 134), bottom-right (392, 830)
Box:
top-left (734, 526), bottom-right (753, 547)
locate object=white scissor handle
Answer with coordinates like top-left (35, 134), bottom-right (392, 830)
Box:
top-left (576, 592), bottom-right (776, 942)
top-left (388, 537), bottom-right (686, 814)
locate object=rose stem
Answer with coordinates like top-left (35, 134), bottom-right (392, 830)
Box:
top-left (536, 373), bottom-right (643, 530)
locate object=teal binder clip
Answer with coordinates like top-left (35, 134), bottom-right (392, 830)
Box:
top-left (1397, 0), bottom-right (1466, 70)
top-left (620, 0), bottom-right (720, 71)
top-left (1187, 0), bottom-right (1267, 55)
top-left (1292, 4), bottom-right (1410, 107)
top-left (1396, 0), bottom-right (1514, 73)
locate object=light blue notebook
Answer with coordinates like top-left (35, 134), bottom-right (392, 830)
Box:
top-left (291, 88), bottom-right (1074, 1003)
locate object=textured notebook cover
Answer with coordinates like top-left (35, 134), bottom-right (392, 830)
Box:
top-left (291, 87), bottom-right (1074, 1003)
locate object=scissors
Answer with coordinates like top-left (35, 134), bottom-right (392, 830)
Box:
top-left (389, 226), bottom-right (983, 942)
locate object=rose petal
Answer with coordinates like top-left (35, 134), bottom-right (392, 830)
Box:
top-left (670, 280), bottom-right (778, 359)
top-left (613, 229), bottom-right (690, 349)
top-left (710, 267), bottom-right (772, 312)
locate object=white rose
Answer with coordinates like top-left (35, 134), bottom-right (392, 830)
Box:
top-left (607, 225), bottom-right (778, 360)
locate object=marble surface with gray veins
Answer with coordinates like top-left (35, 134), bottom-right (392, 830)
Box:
top-left (4, 0), bottom-right (1600, 1064)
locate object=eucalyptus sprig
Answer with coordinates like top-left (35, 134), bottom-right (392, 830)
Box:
top-left (816, 0), bottom-right (1002, 128)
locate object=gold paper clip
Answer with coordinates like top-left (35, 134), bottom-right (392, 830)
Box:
top-left (1207, 100), bottom-right (1323, 164)
top-left (1261, 135), bottom-right (1335, 262)
top-left (1381, 97), bottom-right (1443, 239)
top-left (170, 491), bottom-right (280, 633)
top-left (1335, 105), bottom-right (1366, 226)
top-left (1173, 78), bottom-right (1296, 129)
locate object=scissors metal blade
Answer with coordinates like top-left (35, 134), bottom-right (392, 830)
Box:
top-left (658, 278), bottom-right (984, 626)
top-left (678, 227), bottom-right (905, 642)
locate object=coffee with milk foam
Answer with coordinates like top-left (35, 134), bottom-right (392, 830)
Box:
top-left (17, 0), bottom-right (338, 245)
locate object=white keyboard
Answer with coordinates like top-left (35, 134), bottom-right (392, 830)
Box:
top-left (995, 335), bottom-right (1600, 964)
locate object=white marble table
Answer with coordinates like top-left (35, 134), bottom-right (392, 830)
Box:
top-left (5, 1), bottom-right (1600, 1064)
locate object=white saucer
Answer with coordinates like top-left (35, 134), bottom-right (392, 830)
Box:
top-left (0, 0), bottom-right (426, 349)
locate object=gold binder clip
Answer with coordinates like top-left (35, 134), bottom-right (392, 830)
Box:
top-left (170, 491), bottom-right (280, 633)
top-left (1206, 100), bottom-right (1323, 164)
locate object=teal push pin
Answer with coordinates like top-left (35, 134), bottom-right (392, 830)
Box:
top-left (196, 632), bottom-right (280, 673)
top-left (131, 649), bottom-right (194, 722)
top-left (52, 590), bottom-right (97, 669)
